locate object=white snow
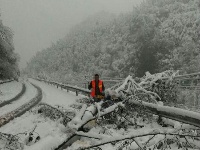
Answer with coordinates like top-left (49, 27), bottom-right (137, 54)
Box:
top-left (0, 111), bottom-right (68, 150)
top-left (69, 104), bottom-right (87, 128)
top-left (158, 105), bottom-right (200, 122)
top-left (0, 78), bottom-right (199, 150)
top-left (29, 78), bottom-right (85, 108)
top-left (0, 82), bottom-right (37, 116)
top-left (0, 81), bottom-right (22, 102)
top-left (0, 79), bottom-right (88, 149)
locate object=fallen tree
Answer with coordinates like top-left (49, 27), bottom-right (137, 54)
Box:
top-left (56, 71), bottom-right (200, 149)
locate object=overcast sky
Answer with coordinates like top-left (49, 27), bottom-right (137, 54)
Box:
top-left (0, 0), bottom-right (141, 69)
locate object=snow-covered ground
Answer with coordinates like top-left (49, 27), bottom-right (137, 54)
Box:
top-left (0, 111), bottom-right (68, 150)
top-left (0, 78), bottom-right (199, 150)
top-left (29, 78), bottom-right (86, 108)
top-left (0, 81), bottom-right (22, 102)
top-left (0, 82), bottom-right (36, 116)
top-left (0, 79), bottom-right (87, 150)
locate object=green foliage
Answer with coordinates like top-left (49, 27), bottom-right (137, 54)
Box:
top-left (25, 0), bottom-right (200, 82)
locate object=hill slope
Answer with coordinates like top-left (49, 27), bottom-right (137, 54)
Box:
top-left (25, 0), bottom-right (200, 82)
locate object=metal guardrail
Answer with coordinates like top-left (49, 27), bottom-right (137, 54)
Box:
top-left (162, 72), bottom-right (200, 88)
top-left (35, 76), bottom-right (200, 128)
top-left (174, 72), bottom-right (200, 79)
top-left (160, 72), bottom-right (200, 80)
top-left (34, 78), bottom-right (90, 96)
top-left (129, 100), bottom-right (200, 128)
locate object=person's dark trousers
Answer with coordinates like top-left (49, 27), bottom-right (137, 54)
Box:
top-left (93, 97), bottom-right (101, 102)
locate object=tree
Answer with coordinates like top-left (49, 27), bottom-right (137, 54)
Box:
top-left (0, 17), bottom-right (19, 79)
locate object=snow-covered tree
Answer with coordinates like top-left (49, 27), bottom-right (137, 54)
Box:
top-left (0, 15), bottom-right (20, 80)
top-left (25, 0), bottom-right (200, 83)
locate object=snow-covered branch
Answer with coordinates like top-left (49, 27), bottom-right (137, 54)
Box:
top-left (78, 128), bottom-right (200, 150)
top-left (68, 102), bottom-right (124, 131)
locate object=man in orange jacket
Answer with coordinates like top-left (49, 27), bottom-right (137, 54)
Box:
top-left (88, 74), bottom-right (105, 102)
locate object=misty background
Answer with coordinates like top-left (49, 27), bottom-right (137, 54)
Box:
top-left (1, 0), bottom-right (200, 83)
top-left (0, 0), bottom-right (141, 69)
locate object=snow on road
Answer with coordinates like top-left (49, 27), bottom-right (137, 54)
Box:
top-left (0, 82), bottom-right (37, 116)
top-left (0, 79), bottom-right (199, 149)
top-left (0, 79), bottom-right (88, 150)
top-left (29, 78), bottom-right (86, 108)
top-left (0, 81), bottom-right (22, 102)
top-left (0, 111), bottom-right (68, 150)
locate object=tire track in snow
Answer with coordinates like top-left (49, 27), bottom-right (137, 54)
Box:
top-left (0, 82), bottom-right (37, 117)
top-left (0, 82), bottom-right (42, 127)
top-left (0, 83), bottom-right (26, 108)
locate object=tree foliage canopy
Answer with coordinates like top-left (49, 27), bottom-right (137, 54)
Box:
top-left (0, 15), bottom-right (20, 80)
top-left (25, 0), bottom-right (200, 82)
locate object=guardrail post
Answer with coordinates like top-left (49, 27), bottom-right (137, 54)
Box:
top-left (36, 78), bottom-right (91, 97)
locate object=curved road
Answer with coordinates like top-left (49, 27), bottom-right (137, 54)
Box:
top-left (29, 78), bottom-right (86, 108)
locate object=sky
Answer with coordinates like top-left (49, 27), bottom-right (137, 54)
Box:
top-left (0, 0), bottom-right (141, 69)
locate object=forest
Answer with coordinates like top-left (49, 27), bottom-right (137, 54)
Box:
top-left (25, 0), bottom-right (200, 82)
top-left (0, 14), bottom-right (19, 80)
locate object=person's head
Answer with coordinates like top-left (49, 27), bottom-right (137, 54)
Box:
top-left (94, 74), bottom-right (99, 81)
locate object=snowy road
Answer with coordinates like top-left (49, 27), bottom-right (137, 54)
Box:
top-left (0, 82), bottom-right (37, 116)
top-left (0, 79), bottom-right (87, 150)
top-left (0, 81), bottom-right (23, 102)
top-left (0, 111), bottom-right (68, 150)
top-left (29, 78), bottom-right (86, 108)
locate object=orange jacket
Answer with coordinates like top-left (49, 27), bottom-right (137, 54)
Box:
top-left (90, 80), bottom-right (103, 97)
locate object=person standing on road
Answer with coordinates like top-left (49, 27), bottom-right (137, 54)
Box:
top-left (88, 74), bottom-right (105, 102)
